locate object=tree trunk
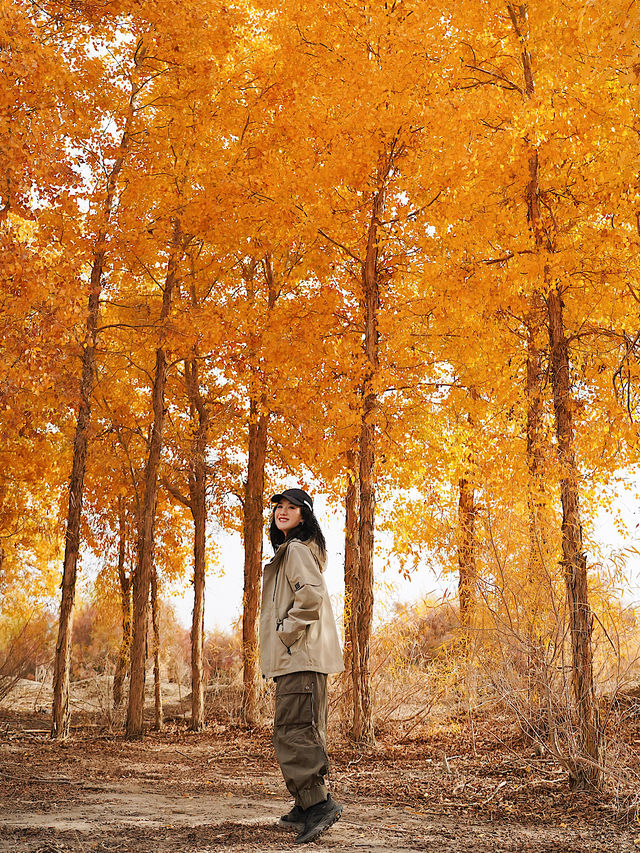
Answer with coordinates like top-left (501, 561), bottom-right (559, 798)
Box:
top-left (50, 273), bottom-right (100, 739)
top-left (151, 563), bottom-right (163, 731)
top-left (242, 398), bottom-right (268, 725)
top-left (190, 482), bottom-right (206, 730)
top-left (342, 447), bottom-right (359, 712)
top-left (126, 346), bottom-right (166, 739)
top-left (525, 305), bottom-right (547, 582)
top-left (508, 8), bottom-right (598, 764)
top-left (185, 354), bottom-right (208, 732)
top-left (241, 258), bottom-right (276, 725)
top-left (353, 406), bottom-right (375, 744)
top-left (523, 145), bottom-right (551, 586)
top-left (51, 46), bottom-right (142, 740)
top-left (126, 222), bottom-right (184, 740)
top-left (351, 156), bottom-right (391, 744)
top-left (523, 302), bottom-right (550, 726)
top-left (113, 498), bottom-right (131, 709)
top-left (547, 286), bottom-right (604, 790)
top-left (457, 477), bottom-right (476, 629)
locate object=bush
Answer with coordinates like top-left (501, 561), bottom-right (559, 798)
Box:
top-left (0, 613), bottom-right (55, 700)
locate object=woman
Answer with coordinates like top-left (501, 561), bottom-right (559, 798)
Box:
top-left (259, 487), bottom-right (344, 845)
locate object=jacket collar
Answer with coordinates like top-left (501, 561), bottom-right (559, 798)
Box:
top-left (264, 539), bottom-right (290, 570)
top-left (265, 537), bottom-right (327, 573)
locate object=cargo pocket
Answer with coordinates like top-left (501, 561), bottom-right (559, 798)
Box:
top-left (274, 676), bottom-right (315, 727)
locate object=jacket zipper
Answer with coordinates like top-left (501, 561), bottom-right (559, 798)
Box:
top-left (272, 543), bottom-right (292, 653)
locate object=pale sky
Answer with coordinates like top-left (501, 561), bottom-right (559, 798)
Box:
top-left (169, 480), bottom-right (640, 635)
top-left (168, 493), bottom-right (450, 635)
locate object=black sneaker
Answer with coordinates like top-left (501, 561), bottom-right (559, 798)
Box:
top-left (278, 803), bottom-right (306, 831)
top-left (295, 794), bottom-right (343, 844)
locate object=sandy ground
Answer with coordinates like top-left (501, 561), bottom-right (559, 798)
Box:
top-left (0, 683), bottom-right (638, 852)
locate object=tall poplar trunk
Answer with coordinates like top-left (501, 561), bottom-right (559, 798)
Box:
top-left (525, 304), bottom-right (547, 581)
top-left (51, 273), bottom-right (100, 739)
top-left (354, 404), bottom-right (375, 744)
top-left (343, 448), bottom-right (359, 699)
top-left (51, 55), bottom-right (141, 738)
top-left (523, 302), bottom-right (549, 724)
top-left (126, 222), bottom-right (184, 740)
top-left (508, 3), bottom-right (554, 725)
top-left (242, 399), bottom-right (268, 725)
top-left (510, 0), bottom-right (551, 587)
top-left (457, 477), bottom-right (476, 629)
top-left (523, 147), bottom-right (551, 586)
top-left (190, 477), bottom-right (206, 730)
top-left (351, 159), bottom-right (391, 745)
top-left (113, 498), bottom-right (132, 709)
top-left (508, 6), bottom-right (602, 784)
top-left (151, 563), bottom-right (163, 731)
top-left (241, 258), bottom-right (276, 725)
top-left (547, 286), bottom-right (604, 790)
top-left (184, 354), bottom-right (208, 732)
top-left (511, 1), bottom-right (546, 566)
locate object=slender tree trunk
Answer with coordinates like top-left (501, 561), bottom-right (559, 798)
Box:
top-left (525, 306), bottom-right (547, 582)
top-left (51, 275), bottom-right (100, 739)
top-left (242, 399), bottom-right (268, 725)
top-left (241, 258), bottom-right (276, 725)
top-left (51, 48), bottom-right (142, 740)
top-left (353, 406), bottom-right (375, 744)
top-left (126, 346), bottom-right (166, 739)
top-left (191, 482), bottom-right (206, 730)
top-left (184, 354), bottom-right (208, 732)
top-left (343, 448), bottom-right (359, 712)
top-left (523, 145), bottom-right (551, 587)
top-left (547, 286), bottom-right (604, 790)
top-left (523, 303), bottom-right (549, 725)
top-left (351, 156), bottom-right (392, 744)
top-left (113, 498), bottom-right (131, 709)
top-left (509, 4), bottom-right (554, 729)
top-left (457, 477), bottom-right (476, 629)
top-left (126, 223), bottom-right (184, 740)
top-left (150, 563), bottom-right (163, 731)
top-left (498, 4), bottom-right (602, 781)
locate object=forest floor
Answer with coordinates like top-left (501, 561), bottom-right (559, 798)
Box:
top-left (1, 685), bottom-right (639, 853)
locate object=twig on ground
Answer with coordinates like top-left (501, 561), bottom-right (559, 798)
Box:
top-left (482, 780), bottom-right (507, 803)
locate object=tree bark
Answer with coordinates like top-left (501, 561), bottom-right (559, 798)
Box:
top-left (457, 477), bottom-right (476, 629)
top-left (150, 562), bottom-right (163, 731)
top-left (523, 146), bottom-right (551, 585)
top-left (342, 447), bottom-right (359, 707)
top-left (113, 498), bottom-right (132, 709)
top-left (525, 304), bottom-right (547, 581)
top-left (50, 272), bottom-right (100, 740)
top-left (241, 397), bottom-right (268, 726)
top-left (184, 355), bottom-right (208, 732)
top-left (547, 286), bottom-right (604, 790)
top-left (190, 482), bottom-right (206, 730)
top-left (508, 6), bottom-right (602, 783)
top-left (351, 153), bottom-right (392, 744)
top-left (241, 258), bottom-right (276, 726)
top-left (353, 401), bottom-right (375, 743)
top-left (50, 52), bottom-right (141, 739)
top-left (126, 221), bottom-right (184, 740)
top-left (523, 301), bottom-right (550, 723)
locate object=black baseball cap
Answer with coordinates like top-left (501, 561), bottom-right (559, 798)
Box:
top-left (271, 488), bottom-right (313, 511)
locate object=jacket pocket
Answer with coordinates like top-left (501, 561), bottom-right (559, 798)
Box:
top-left (276, 621), bottom-right (304, 655)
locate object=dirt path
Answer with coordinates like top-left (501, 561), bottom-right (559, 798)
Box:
top-left (0, 712), bottom-right (636, 852)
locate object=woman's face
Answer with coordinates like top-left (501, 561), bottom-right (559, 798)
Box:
top-left (273, 498), bottom-right (302, 537)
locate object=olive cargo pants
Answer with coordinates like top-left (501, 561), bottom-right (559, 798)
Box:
top-left (273, 671), bottom-right (329, 810)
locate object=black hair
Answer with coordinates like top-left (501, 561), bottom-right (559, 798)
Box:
top-left (269, 502), bottom-right (327, 558)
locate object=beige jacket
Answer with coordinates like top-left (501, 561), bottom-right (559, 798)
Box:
top-left (260, 538), bottom-right (344, 679)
